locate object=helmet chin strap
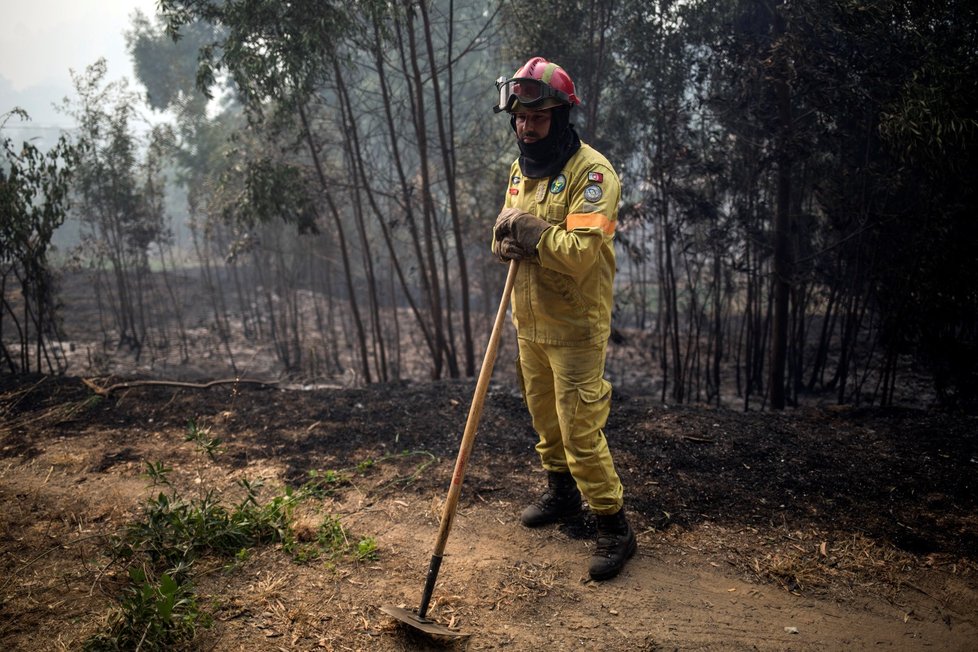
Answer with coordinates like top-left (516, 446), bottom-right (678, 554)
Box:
top-left (512, 106), bottom-right (581, 179)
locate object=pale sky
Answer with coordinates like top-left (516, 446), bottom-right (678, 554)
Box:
top-left (1, 0), bottom-right (159, 131)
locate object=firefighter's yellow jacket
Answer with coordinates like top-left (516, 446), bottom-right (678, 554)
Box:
top-left (502, 142), bottom-right (619, 346)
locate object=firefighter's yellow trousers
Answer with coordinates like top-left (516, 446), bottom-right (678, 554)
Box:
top-left (517, 339), bottom-right (624, 515)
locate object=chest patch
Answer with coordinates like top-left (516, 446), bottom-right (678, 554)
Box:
top-left (549, 174), bottom-right (567, 194)
top-left (535, 183), bottom-right (548, 203)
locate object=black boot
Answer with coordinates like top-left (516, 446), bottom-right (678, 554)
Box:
top-left (521, 471), bottom-right (582, 527)
top-left (588, 508), bottom-right (637, 581)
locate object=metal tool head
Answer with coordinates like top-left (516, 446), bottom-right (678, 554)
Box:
top-left (380, 605), bottom-right (469, 640)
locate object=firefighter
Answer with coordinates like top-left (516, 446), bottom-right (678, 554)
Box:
top-left (492, 56), bottom-right (636, 581)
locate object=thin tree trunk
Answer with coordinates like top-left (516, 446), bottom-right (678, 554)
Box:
top-left (296, 101), bottom-right (372, 384)
top-left (419, 0), bottom-right (474, 377)
top-left (768, 1), bottom-right (792, 410)
top-left (332, 60), bottom-right (388, 382)
top-left (190, 218), bottom-right (238, 375)
top-left (402, 1), bottom-right (448, 379)
top-left (368, 15), bottom-right (439, 362)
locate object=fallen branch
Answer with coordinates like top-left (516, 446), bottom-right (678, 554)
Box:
top-left (82, 377), bottom-right (279, 398)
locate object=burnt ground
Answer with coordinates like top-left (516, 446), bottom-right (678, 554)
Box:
top-left (0, 373), bottom-right (976, 650)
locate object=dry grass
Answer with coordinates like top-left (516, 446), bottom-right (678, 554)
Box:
top-left (762, 529), bottom-right (930, 597)
top-left (0, 379), bottom-right (102, 436)
top-left (488, 559), bottom-right (559, 612)
top-left (671, 521), bottom-right (972, 604)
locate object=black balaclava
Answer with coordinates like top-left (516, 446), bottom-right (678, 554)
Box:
top-left (511, 104), bottom-right (581, 179)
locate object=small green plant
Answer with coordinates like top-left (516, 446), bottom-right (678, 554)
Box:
top-left (83, 567), bottom-right (209, 651)
top-left (286, 515), bottom-right (379, 565)
top-left (303, 468), bottom-right (350, 498)
top-left (87, 429), bottom-right (387, 649)
top-left (316, 515), bottom-right (347, 549)
top-left (144, 460), bottom-right (172, 487)
top-left (88, 422), bottom-right (297, 649)
top-left (355, 458), bottom-right (375, 473)
top-left (184, 419), bottom-right (222, 461)
top-left (353, 537), bottom-right (379, 562)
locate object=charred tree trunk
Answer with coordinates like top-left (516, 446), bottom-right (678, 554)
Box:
top-left (768, 1), bottom-right (793, 410)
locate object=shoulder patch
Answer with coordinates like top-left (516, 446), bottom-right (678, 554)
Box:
top-left (511, 175), bottom-right (521, 185)
top-left (583, 184), bottom-right (603, 202)
top-left (588, 171), bottom-right (604, 183)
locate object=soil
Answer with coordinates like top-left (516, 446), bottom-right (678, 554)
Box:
top-left (1, 373), bottom-right (976, 651)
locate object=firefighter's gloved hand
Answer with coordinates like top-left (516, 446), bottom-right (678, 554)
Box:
top-left (494, 207), bottom-right (551, 256)
top-left (492, 235), bottom-right (531, 262)
top-left (492, 207), bottom-right (523, 241)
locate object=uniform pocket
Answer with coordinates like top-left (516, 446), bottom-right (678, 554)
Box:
top-left (537, 269), bottom-right (592, 343)
top-left (547, 202), bottom-right (568, 224)
top-left (576, 378), bottom-right (612, 405)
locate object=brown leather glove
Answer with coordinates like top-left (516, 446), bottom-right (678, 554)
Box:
top-left (494, 207), bottom-right (551, 256)
top-left (492, 235), bottom-right (531, 262)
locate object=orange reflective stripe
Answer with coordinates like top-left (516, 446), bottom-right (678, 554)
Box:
top-left (566, 212), bottom-right (615, 235)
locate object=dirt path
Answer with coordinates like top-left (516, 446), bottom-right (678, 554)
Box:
top-left (324, 492), bottom-right (976, 651)
top-left (1, 376), bottom-right (976, 650)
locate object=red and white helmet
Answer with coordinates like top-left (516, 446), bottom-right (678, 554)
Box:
top-left (494, 56), bottom-right (581, 113)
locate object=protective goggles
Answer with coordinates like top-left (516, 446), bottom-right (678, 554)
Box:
top-left (494, 76), bottom-right (571, 113)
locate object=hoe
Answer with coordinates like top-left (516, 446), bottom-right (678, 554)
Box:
top-left (381, 260), bottom-right (519, 639)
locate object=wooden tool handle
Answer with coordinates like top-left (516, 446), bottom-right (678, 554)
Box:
top-left (418, 260), bottom-right (519, 617)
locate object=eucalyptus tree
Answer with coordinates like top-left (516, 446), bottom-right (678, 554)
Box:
top-left (156, 0), bottom-right (381, 382)
top-left (611, 1), bottom-right (711, 403)
top-left (692, 0), bottom-right (978, 408)
top-left (1, 109), bottom-right (78, 373)
top-left (156, 0), bottom-right (505, 383)
top-left (61, 60), bottom-right (171, 358)
top-left (497, 0), bottom-right (978, 409)
top-left (785, 0), bottom-right (978, 408)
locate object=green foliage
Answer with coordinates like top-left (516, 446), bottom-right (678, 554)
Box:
top-left (120, 427), bottom-right (296, 568)
top-left (60, 59), bottom-right (174, 351)
top-left (144, 460), bottom-right (173, 487)
top-left (221, 157), bottom-right (320, 234)
top-left (118, 484), bottom-right (295, 568)
top-left (126, 11), bottom-right (216, 116)
top-left (315, 515), bottom-right (346, 551)
top-left (0, 110), bottom-right (78, 266)
top-left (158, 0), bottom-right (381, 105)
top-left (65, 60), bottom-right (163, 256)
top-left (1, 108), bottom-right (79, 373)
top-left (353, 536), bottom-right (380, 562)
top-left (184, 419), bottom-right (222, 461)
top-left (87, 420), bottom-right (382, 649)
top-left (355, 458), bottom-right (374, 473)
top-left (303, 467), bottom-right (351, 498)
top-left (83, 568), bottom-right (208, 652)
top-left (287, 515), bottom-right (379, 565)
